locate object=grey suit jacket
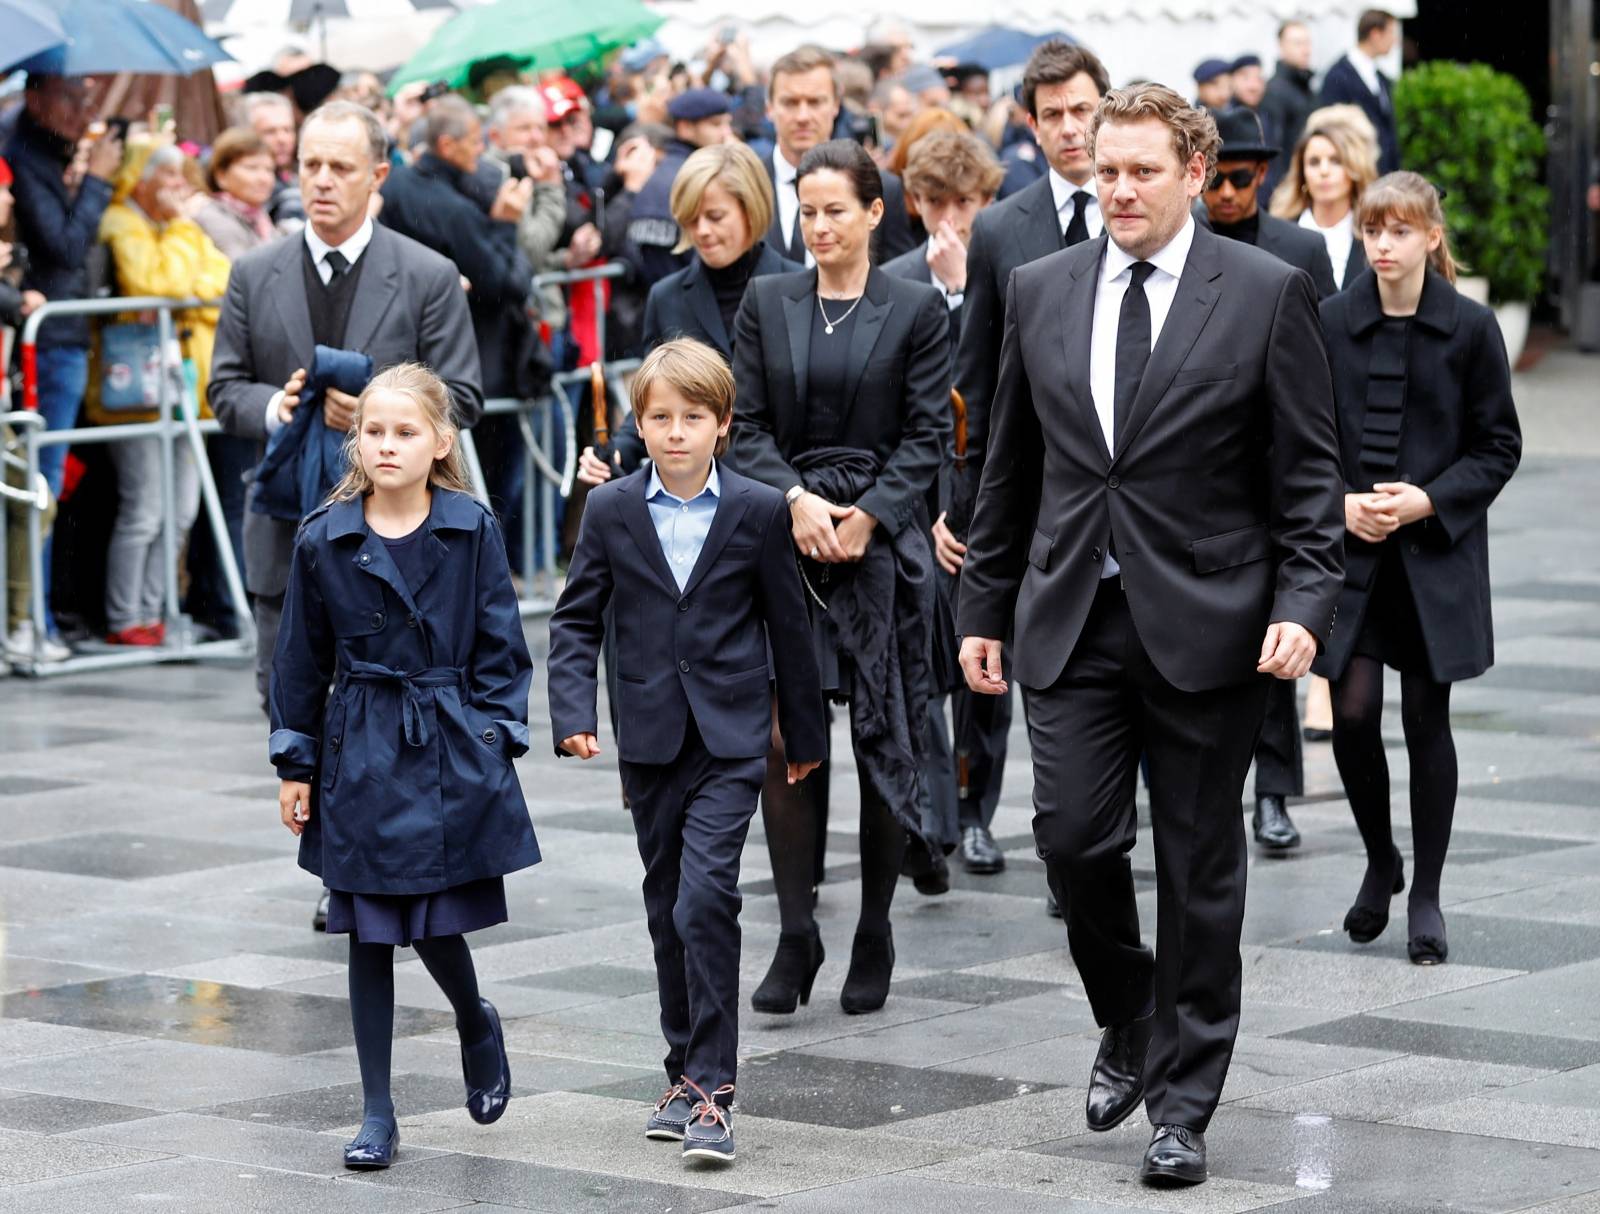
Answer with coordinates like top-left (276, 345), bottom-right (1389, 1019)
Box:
top-left (209, 224), bottom-right (483, 597)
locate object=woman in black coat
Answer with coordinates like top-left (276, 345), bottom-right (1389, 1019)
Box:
top-left (729, 139), bottom-right (950, 1016)
top-left (577, 142), bottom-right (800, 486)
top-left (1314, 173), bottom-right (1521, 966)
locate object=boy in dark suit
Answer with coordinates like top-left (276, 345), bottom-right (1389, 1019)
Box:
top-left (548, 338), bottom-right (826, 1165)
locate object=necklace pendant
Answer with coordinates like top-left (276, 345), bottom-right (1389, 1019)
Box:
top-left (825, 323), bottom-right (834, 335)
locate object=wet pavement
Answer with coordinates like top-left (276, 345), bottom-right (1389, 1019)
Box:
top-left (3, 354), bottom-right (1600, 1211)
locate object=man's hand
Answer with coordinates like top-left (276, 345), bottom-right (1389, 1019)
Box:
top-left (491, 176), bottom-right (534, 223)
top-left (561, 732), bottom-right (601, 758)
top-left (1371, 481), bottom-right (1434, 527)
top-left (527, 146), bottom-right (563, 184)
top-left (614, 138), bottom-right (660, 194)
top-left (926, 220), bottom-right (968, 294)
top-left (959, 635), bottom-right (1008, 695)
top-left (564, 222), bottom-right (603, 267)
top-left (786, 759), bottom-right (821, 784)
top-left (277, 367), bottom-right (308, 424)
top-left (931, 511), bottom-right (967, 574)
top-left (577, 445), bottom-right (617, 486)
top-left (835, 507), bottom-right (878, 561)
top-left (790, 491), bottom-right (852, 563)
top-left (1344, 491), bottom-right (1400, 543)
top-left (1258, 621), bottom-right (1317, 680)
top-left (279, 780), bottom-right (312, 835)
top-left (86, 131), bottom-right (124, 182)
top-left (323, 386), bottom-right (359, 432)
top-left (20, 290), bottom-right (45, 317)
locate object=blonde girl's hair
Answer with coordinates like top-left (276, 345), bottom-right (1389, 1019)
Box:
top-left (327, 363), bottom-right (476, 502)
top-left (1356, 171), bottom-right (1460, 284)
top-left (1269, 112), bottom-right (1381, 220)
top-left (669, 142), bottom-right (775, 254)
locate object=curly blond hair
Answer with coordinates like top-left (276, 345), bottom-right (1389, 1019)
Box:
top-left (1087, 83), bottom-right (1220, 180)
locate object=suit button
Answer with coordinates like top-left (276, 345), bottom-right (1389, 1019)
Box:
top-left (406, 614), bottom-right (417, 628)
top-left (679, 659), bottom-right (690, 673)
top-left (1409, 543), bottom-right (1420, 555)
top-left (481, 728), bottom-right (497, 745)
top-left (371, 611), bottom-right (385, 629)
top-left (359, 552), bottom-right (371, 565)
top-left (330, 735), bottom-right (341, 748)
top-left (678, 600), bottom-right (690, 612)
top-left (1091, 546), bottom-right (1102, 562)
top-left (1107, 475), bottom-right (1121, 489)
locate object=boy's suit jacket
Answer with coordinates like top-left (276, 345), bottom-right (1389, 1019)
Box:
top-left (547, 464), bottom-right (827, 766)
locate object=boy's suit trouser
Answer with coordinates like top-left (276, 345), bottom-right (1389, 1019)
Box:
top-left (621, 720), bottom-right (765, 1096)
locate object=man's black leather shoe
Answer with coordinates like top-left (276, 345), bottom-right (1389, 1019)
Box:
top-left (1085, 1012), bottom-right (1153, 1131)
top-left (1140, 1124), bottom-right (1206, 1186)
top-left (1252, 795), bottom-right (1301, 851)
top-left (960, 826), bottom-right (1006, 874)
top-left (312, 888), bottom-right (331, 932)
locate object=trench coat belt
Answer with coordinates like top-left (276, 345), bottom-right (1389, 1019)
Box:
top-left (341, 661), bottom-right (467, 748)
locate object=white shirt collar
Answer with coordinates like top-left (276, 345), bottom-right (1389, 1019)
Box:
top-left (1049, 167), bottom-right (1096, 216)
top-left (773, 146), bottom-right (800, 185)
top-left (1103, 214), bottom-right (1196, 287)
top-left (1346, 46), bottom-right (1382, 92)
top-left (305, 216), bottom-right (375, 270)
top-left (1299, 208), bottom-right (1353, 236)
top-left (647, 459), bottom-right (721, 504)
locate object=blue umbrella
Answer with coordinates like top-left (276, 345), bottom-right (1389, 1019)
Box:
top-left (7, 0), bottom-right (231, 77)
top-left (935, 26), bottom-right (1073, 71)
top-left (0, 0), bottom-right (66, 70)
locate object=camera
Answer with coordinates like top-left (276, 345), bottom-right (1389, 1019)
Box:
top-left (420, 81), bottom-right (453, 104)
top-left (506, 152), bottom-right (529, 181)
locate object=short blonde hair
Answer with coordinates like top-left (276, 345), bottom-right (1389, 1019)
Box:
top-left (1087, 83), bottom-right (1221, 180)
top-left (328, 363), bottom-right (474, 502)
top-left (629, 338), bottom-right (737, 456)
top-left (1269, 111), bottom-right (1381, 220)
top-left (669, 142), bottom-right (775, 255)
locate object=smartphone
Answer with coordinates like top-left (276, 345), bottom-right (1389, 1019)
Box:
top-left (507, 152), bottom-right (529, 180)
top-left (106, 116), bottom-right (131, 141)
top-left (719, 25), bottom-right (738, 42)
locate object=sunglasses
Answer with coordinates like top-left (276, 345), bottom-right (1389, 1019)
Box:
top-left (1207, 167), bottom-right (1260, 191)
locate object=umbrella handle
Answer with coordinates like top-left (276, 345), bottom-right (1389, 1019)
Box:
top-left (590, 360), bottom-right (610, 453)
top-left (951, 387), bottom-right (968, 472)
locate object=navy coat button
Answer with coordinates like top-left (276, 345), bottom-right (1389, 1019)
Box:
top-left (678, 600), bottom-right (690, 612)
top-left (481, 727), bottom-right (497, 744)
top-left (1106, 474), bottom-right (1121, 489)
top-left (406, 614), bottom-right (417, 628)
top-left (679, 659), bottom-right (690, 672)
top-left (359, 552), bottom-right (371, 565)
top-left (371, 611), bottom-right (385, 628)
top-left (330, 735), bottom-right (341, 748)
top-left (1091, 546), bottom-right (1102, 562)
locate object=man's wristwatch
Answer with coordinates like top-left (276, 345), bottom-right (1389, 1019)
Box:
top-left (785, 484), bottom-right (807, 507)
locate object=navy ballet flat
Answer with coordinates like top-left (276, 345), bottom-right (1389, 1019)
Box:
top-left (464, 998), bottom-right (511, 1124)
top-left (343, 1119), bottom-right (398, 1169)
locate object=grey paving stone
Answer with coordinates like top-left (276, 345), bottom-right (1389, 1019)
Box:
top-left (195, 1072), bottom-right (471, 1132)
top-left (0, 957), bottom-right (130, 997)
top-left (0, 1125), bottom-right (166, 1186)
top-left (0, 1018), bottom-right (139, 1062)
top-left (0, 831), bottom-right (280, 879)
top-left (153, 953), bottom-right (347, 988)
top-left (1235, 945), bottom-right (1524, 1014)
top-left (800, 992), bottom-right (1085, 1069)
top-left (0, 1093), bottom-right (158, 1135)
top-left (1391, 1095), bottom-right (1600, 1151)
top-left (0, 723), bottom-right (129, 752)
top-left (890, 971), bottom-right (1069, 1006)
top-left (1276, 911), bottom-right (1600, 971)
top-left (281, 968), bottom-right (588, 1019)
top-left (1375, 960), bottom-right (1600, 1042)
top-left (1277, 1013), bottom-right (1600, 1071)
top-left (0, 775), bottom-right (85, 796)
top-left (2, 908), bottom-right (319, 971)
top-left (501, 963), bottom-right (662, 999)
top-left (719, 1173), bottom-right (1153, 1213)
top-left (1457, 774), bottom-right (1600, 807)
top-left (1234, 1055), bottom-right (1548, 1122)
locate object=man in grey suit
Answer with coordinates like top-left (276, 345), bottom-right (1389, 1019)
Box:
top-left (958, 85), bottom-right (1344, 1186)
top-left (210, 101), bottom-right (483, 712)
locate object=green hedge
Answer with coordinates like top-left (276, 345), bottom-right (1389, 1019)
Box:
top-left (1395, 61), bottom-right (1547, 302)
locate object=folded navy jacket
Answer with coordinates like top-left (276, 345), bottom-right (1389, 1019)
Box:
top-left (252, 345), bottom-right (374, 521)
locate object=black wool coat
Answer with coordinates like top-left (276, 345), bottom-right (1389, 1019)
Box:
top-left (1314, 270), bottom-right (1522, 684)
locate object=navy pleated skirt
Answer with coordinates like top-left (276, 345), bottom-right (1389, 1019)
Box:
top-left (325, 876), bottom-right (508, 946)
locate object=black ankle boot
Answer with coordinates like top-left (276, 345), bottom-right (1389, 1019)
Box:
top-left (840, 928), bottom-right (895, 1015)
top-left (751, 927), bottom-right (824, 1014)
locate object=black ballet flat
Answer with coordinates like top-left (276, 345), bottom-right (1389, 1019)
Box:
top-left (343, 1119), bottom-right (398, 1169)
top-left (1344, 848), bottom-right (1406, 944)
top-left (1408, 933), bottom-right (1449, 965)
top-left (463, 998), bottom-right (511, 1124)
top-left (751, 927), bottom-right (824, 1014)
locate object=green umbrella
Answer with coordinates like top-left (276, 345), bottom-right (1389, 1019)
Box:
top-left (389, 0), bottom-right (663, 91)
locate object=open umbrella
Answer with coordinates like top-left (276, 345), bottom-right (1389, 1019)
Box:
top-left (389, 0), bottom-right (662, 91)
top-left (8, 0), bottom-right (231, 77)
top-left (0, 0), bottom-right (66, 70)
top-left (935, 26), bottom-right (1072, 71)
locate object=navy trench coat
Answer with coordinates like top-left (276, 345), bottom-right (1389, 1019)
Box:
top-left (269, 489), bottom-right (540, 895)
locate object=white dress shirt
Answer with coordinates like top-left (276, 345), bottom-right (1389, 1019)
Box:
top-left (1299, 208), bottom-right (1356, 289)
top-left (264, 219), bottom-right (378, 434)
top-left (1049, 168), bottom-right (1105, 241)
top-left (1088, 215), bottom-right (1197, 576)
top-left (1345, 46), bottom-right (1383, 99)
top-left (772, 147), bottom-right (814, 269)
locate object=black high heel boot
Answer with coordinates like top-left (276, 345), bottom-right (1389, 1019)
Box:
top-left (1344, 846), bottom-right (1406, 944)
top-left (840, 928), bottom-right (895, 1015)
top-left (751, 927), bottom-right (824, 1014)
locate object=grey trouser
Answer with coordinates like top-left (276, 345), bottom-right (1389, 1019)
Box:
top-left (105, 436), bottom-right (199, 631)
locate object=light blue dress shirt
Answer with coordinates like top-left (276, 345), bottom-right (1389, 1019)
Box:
top-left (645, 461), bottom-right (721, 591)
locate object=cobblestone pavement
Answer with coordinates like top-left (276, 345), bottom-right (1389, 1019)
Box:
top-left (3, 357), bottom-right (1599, 1212)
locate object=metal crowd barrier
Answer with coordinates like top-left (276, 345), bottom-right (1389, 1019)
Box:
top-left (7, 296), bottom-right (254, 678)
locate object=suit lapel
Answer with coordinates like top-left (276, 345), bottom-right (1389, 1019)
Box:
top-left (1062, 237), bottom-right (1109, 464)
top-left (683, 260), bottom-right (731, 356)
top-left (272, 240), bottom-right (315, 363)
top-left (782, 271), bottom-right (815, 410)
top-left (1114, 226), bottom-right (1224, 462)
top-left (343, 227), bottom-right (399, 354)
top-left (1017, 176), bottom-right (1064, 261)
top-left (681, 477), bottom-right (751, 598)
top-left (840, 270), bottom-right (892, 419)
top-left (617, 477), bottom-right (683, 597)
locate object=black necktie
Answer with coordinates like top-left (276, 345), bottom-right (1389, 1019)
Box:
top-left (1113, 261), bottom-right (1156, 443)
top-left (324, 249), bottom-right (349, 280)
top-left (786, 183), bottom-right (806, 261)
top-left (1063, 190), bottom-right (1091, 247)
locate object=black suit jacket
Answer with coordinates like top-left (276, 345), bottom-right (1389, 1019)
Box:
top-left (881, 244), bottom-right (963, 362)
top-left (728, 266), bottom-right (951, 537)
top-left (957, 223), bottom-right (1346, 693)
top-left (953, 175), bottom-right (1064, 488)
top-left (547, 464), bottom-right (827, 765)
top-left (762, 150), bottom-right (920, 266)
top-left (1197, 206), bottom-right (1338, 299)
top-left (1319, 56), bottom-right (1400, 173)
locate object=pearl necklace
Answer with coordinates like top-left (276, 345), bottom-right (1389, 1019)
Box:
top-left (817, 292), bottom-right (863, 335)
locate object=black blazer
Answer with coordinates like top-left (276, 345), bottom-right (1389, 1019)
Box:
top-left (1314, 270), bottom-right (1521, 684)
top-left (1194, 205), bottom-right (1338, 299)
top-left (1319, 56), bottom-right (1400, 173)
top-left (728, 266), bottom-right (951, 538)
top-left (762, 150), bottom-right (920, 266)
top-left (957, 223), bottom-right (1346, 693)
top-left (1339, 238), bottom-right (1369, 292)
top-left (881, 244), bottom-right (963, 363)
top-left (547, 464), bottom-right (827, 766)
top-left (954, 174), bottom-right (1064, 483)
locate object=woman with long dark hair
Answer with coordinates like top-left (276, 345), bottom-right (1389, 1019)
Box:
top-left (729, 139), bottom-right (949, 1015)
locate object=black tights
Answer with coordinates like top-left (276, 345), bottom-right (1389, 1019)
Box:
top-left (761, 717), bottom-right (906, 940)
top-left (1331, 656), bottom-right (1457, 940)
top-left (347, 934), bottom-right (496, 1129)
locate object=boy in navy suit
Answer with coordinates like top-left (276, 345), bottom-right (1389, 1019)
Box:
top-left (548, 338), bottom-right (826, 1164)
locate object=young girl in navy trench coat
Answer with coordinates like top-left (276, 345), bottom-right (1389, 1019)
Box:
top-left (1313, 173), bottom-right (1520, 968)
top-left (271, 363), bottom-right (540, 1170)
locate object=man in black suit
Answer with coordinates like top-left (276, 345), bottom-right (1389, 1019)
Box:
top-left (958, 85), bottom-right (1344, 1186)
top-left (1320, 9), bottom-right (1401, 173)
top-left (947, 39), bottom-right (1111, 882)
top-left (1198, 107), bottom-right (1338, 854)
top-left (761, 45), bottom-right (917, 267)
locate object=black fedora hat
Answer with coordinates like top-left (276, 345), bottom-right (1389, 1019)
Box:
top-left (1213, 107), bottom-right (1279, 161)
